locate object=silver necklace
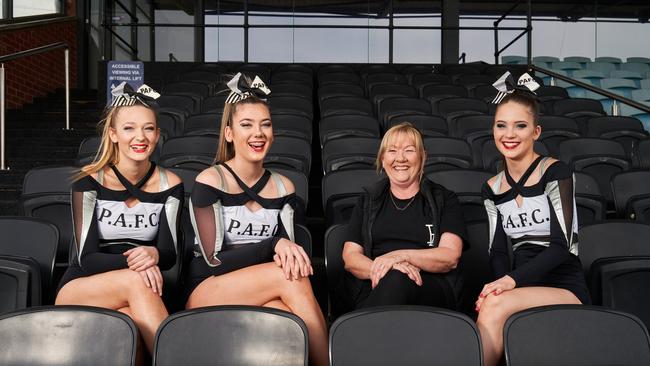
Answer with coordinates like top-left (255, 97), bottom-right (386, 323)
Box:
top-left (390, 191), bottom-right (416, 211)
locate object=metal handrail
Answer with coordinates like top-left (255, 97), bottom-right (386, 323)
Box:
top-left (532, 65), bottom-right (650, 114)
top-left (493, 0), bottom-right (532, 64)
top-left (0, 42), bottom-right (71, 171)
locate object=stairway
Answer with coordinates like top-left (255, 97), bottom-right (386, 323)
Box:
top-left (0, 89), bottom-right (101, 215)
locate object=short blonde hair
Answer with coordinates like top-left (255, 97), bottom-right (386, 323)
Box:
top-left (376, 122), bottom-right (426, 176)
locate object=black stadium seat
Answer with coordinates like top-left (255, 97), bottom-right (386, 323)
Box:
top-left (330, 306), bottom-right (483, 366)
top-left (378, 97), bottom-right (431, 129)
top-left (322, 169), bottom-right (381, 226)
top-left (0, 256), bottom-right (40, 313)
top-left (411, 73), bottom-right (453, 89)
top-left (585, 116), bottom-right (648, 158)
top-left (19, 166), bottom-right (75, 268)
top-left (611, 170), bottom-right (650, 221)
top-left (324, 224), bottom-right (349, 320)
top-left (322, 137), bottom-right (380, 174)
top-left (154, 305), bottom-right (308, 366)
top-left (504, 305), bottom-right (650, 366)
top-left (0, 218), bottom-right (57, 304)
top-left (427, 169), bottom-right (493, 223)
top-left (320, 96), bottom-right (373, 118)
top-left (550, 98), bottom-right (606, 133)
top-left (183, 113), bottom-right (221, 136)
top-left (158, 135), bottom-right (218, 170)
top-left (386, 114), bottom-right (448, 137)
top-left (574, 172), bottom-right (607, 225)
top-left (319, 114), bottom-right (380, 146)
top-left (0, 306), bottom-right (138, 366)
top-left (423, 137), bottom-right (473, 172)
top-left (559, 138), bottom-right (630, 204)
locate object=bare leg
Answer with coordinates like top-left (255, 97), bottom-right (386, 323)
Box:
top-left (56, 269), bottom-right (169, 353)
top-left (263, 299), bottom-right (292, 312)
top-left (476, 287), bottom-right (581, 366)
top-left (117, 307), bottom-right (149, 366)
top-left (187, 262), bottom-right (329, 366)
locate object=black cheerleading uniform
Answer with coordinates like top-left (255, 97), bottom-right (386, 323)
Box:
top-left (185, 163), bottom-right (298, 294)
top-left (58, 164), bottom-right (183, 292)
top-left (482, 156), bottom-right (591, 304)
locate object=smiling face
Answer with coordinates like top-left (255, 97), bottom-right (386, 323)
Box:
top-left (108, 104), bottom-right (159, 164)
top-left (380, 130), bottom-right (425, 189)
top-left (224, 102), bottom-right (273, 163)
top-left (493, 100), bottom-right (541, 162)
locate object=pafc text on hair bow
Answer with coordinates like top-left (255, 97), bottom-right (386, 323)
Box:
top-left (491, 71), bottom-right (540, 104)
top-left (110, 82), bottom-right (160, 107)
top-left (224, 72), bottom-right (271, 104)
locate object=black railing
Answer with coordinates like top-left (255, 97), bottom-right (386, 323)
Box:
top-left (0, 42), bottom-right (72, 170)
top-left (532, 65), bottom-right (650, 114)
top-left (0, 42), bottom-right (68, 62)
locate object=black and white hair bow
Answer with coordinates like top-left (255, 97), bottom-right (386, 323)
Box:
top-left (491, 71), bottom-right (540, 104)
top-left (225, 72), bottom-right (271, 104)
top-left (110, 82), bottom-right (160, 107)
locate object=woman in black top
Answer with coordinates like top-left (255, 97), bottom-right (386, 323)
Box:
top-left (185, 73), bottom-right (328, 366)
top-left (476, 73), bottom-right (590, 366)
top-left (342, 122), bottom-right (467, 310)
top-left (56, 82), bottom-right (183, 354)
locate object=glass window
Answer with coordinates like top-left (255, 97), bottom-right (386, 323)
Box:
top-left (13, 0), bottom-right (61, 17)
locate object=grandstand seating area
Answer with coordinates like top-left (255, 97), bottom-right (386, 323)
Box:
top-left (504, 55), bottom-right (650, 126)
top-left (2, 60), bottom-right (650, 364)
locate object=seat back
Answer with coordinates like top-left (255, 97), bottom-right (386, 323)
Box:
top-left (19, 166), bottom-right (76, 267)
top-left (559, 138), bottom-right (630, 202)
top-left (0, 259), bottom-right (31, 313)
top-left (319, 115), bottom-right (380, 146)
top-left (322, 170), bottom-right (381, 226)
top-left (423, 137), bottom-right (473, 172)
top-left (183, 113), bottom-right (222, 136)
top-left (579, 221), bottom-right (650, 275)
top-left (386, 114), bottom-right (447, 137)
top-left (330, 306), bottom-right (483, 366)
top-left (159, 135), bottom-right (219, 170)
top-left (153, 305), bottom-right (308, 366)
top-left (0, 255), bottom-right (42, 311)
top-left (426, 169), bottom-right (493, 223)
top-left (324, 224), bottom-right (349, 319)
top-left (611, 171), bottom-right (650, 220)
top-left (0, 217), bottom-right (58, 302)
top-left (0, 306), bottom-right (138, 366)
top-left (456, 220), bottom-right (493, 314)
top-left (573, 172), bottom-right (606, 225)
top-left (322, 137), bottom-right (380, 173)
top-left (504, 305), bottom-right (650, 366)
top-left (591, 257), bottom-right (650, 328)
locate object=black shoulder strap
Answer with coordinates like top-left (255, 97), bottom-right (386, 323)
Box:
top-left (220, 162), bottom-right (271, 203)
top-left (504, 155), bottom-right (544, 195)
top-left (110, 163), bottom-right (156, 201)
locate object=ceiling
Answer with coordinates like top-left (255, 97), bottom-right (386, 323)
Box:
top-left (155, 1), bottom-right (650, 22)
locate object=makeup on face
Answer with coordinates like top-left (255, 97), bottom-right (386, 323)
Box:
top-left (226, 103), bottom-right (274, 162)
top-left (110, 105), bottom-right (159, 162)
top-left (493, 101), bottom-right (540, 160)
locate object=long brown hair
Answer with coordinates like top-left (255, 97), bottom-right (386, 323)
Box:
top-left (214, 96), bottom-right (271, 163)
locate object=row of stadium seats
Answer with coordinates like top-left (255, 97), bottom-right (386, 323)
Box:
top-left (6, 171), bottom-right (650, 322)
top-left (2, 216), bottom-right (650, 365)
top-left (1, 304), bottom-right (648, 366)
